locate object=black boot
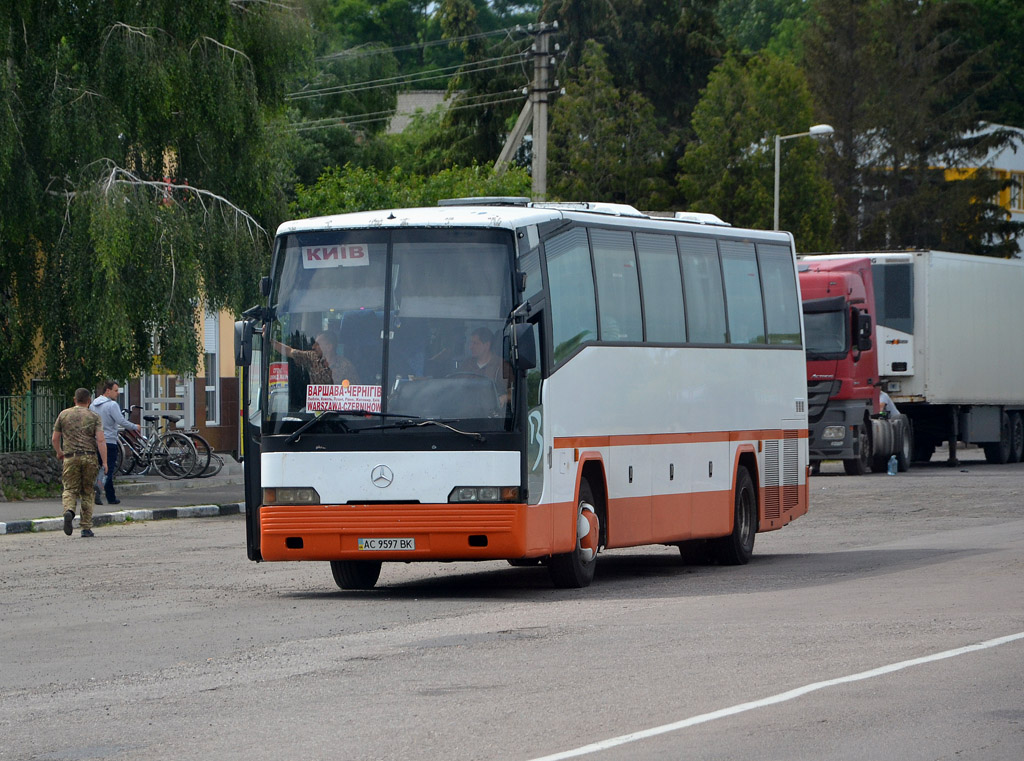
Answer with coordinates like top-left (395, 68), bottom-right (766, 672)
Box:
top-left (93, 487), bottom-right (103, 505)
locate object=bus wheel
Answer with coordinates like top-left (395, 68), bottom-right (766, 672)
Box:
top-left (330, 560), bottom-right (382, 590)
top-left (549, 479), bottom-right (600, 588)
top-left (711, 466), bottom-right (757, 565)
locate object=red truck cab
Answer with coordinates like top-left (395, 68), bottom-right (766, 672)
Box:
top-left (799, 257), bottom-right (883, 474)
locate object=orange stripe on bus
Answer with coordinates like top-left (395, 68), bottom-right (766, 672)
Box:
top-left (553, 429), bottom-right (807, 449)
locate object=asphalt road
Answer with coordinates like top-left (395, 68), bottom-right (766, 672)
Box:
top-left (1, 451), bottom-right (1022, 761)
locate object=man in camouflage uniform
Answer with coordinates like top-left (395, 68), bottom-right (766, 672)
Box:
top-left (51, 388), bottom-right (108, 538)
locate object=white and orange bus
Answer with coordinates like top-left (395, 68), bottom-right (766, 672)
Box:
top-left (235, 198), bottom-right (809, 589)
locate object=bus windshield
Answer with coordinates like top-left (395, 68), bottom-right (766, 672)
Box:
top-left (265, 227), bottom-right (517, 434)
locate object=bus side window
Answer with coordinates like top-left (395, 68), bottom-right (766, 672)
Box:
top-left (590, 228), bottom-right (642, 342)
top-left (545, 228), bottom-right (597, 365)
top-left (679, 235), bottom-right (727, 344)
top-left (720, 240), bottom-right (766, 345)
top-left (636, 232), bottom-right (686, 343)
top-left (757, 243), bottom-right (802, 345)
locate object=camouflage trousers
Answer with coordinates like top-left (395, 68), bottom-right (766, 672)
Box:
top-left (62, 454), bottom-right (100, 530)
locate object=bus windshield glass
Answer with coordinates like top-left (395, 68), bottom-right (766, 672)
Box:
top-left (265, 228), bottom-right (516, 434)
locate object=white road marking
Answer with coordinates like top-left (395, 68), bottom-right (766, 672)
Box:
top-left (527, 631), bottom-right (1024, 761)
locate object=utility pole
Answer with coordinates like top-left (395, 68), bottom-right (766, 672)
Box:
top-left (494, 22), bottom-right (559, 201)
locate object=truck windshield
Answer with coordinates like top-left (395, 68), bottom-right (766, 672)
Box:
top-left (803, 309), bottom-right (848, 360)
top-left (265, 228), bottom-right (516, 435)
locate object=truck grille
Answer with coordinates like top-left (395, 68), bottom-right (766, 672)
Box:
top-left (807, 380), bottom-right (840, 423)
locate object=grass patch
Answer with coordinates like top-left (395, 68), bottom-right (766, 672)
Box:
top-left (1, 478), bottom-right (62, 500)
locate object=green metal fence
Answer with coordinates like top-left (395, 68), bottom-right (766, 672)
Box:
top-left (0, 392), bottom-right (64, 453)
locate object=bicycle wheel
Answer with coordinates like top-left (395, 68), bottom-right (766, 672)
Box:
top-left (186, 432), bottom-right (213, 477)
top-left (197, 453), bottom-right (224, 478)
top-left (116, 438), bottom-right (137, 475)
top-left (153, 432), bottom-right (198, 480)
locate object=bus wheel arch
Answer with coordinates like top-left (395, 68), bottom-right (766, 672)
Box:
top-left (549, 464), bottom-right (605, 589)
top-left (711, 463), bottom-right (757, 565)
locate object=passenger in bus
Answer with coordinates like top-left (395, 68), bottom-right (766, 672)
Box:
top-left (461, 327), bottom-right (511, 405)
top-left (274, 330), bottom-right (359, 386)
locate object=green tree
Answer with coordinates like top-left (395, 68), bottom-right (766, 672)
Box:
top-left (548, 41), bottom-right (674, 208)
top-left (428, 0), bottom-right (533, 169)
top-left (540, 0), bottom-right (723, 132)
top-left (962, 0), bottom-right (1024, 128)
top-left (291, 163), bottom-right (532, 216)
top-left (0, 1), bottom-right (311, 393)
top-left (715, 0), bottom-right (810, 59)
top-left (803, 0), bottom-right (1021, 255)
top-left (679, 51), bottom-right (835, 249)
top-left (541, 0), bottom-right (723, 204)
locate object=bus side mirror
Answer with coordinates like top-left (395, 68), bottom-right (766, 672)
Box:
top-left (514, 323), bottom-right (537, 371)
top-left (856, 311), bottom-right (873, 352)
top-left (235, 320), bottom-right (253, 367)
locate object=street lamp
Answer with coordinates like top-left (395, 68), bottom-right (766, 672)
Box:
top-left (773, 123), bottom-right (834, 231)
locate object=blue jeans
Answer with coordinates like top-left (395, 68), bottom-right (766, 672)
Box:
top-left (95, 443), bottom-right (120, 501)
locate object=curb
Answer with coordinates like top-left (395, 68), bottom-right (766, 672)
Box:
top-left (0, 502), bottom-right (245, 535)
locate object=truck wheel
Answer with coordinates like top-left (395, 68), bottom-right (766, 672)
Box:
top-left (843, 427), bottom-right (871, 475)
top-left (548, 479), bottom-right (600, 588)
top-left (1009, 412), bottom-right (1024, 464)
top-left (896, 418), bottom-right (913, 472)
top-left (983, 412), bottom-right (1012, 465)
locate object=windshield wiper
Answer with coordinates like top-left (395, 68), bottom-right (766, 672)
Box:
top-left (284, 409), bottom-right (424, 444)
top-left (372, 418), bottom-right (487, 442)
top-left (284, 410), bottom-right (354, 444)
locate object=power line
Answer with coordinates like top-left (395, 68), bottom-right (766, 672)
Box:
top-left (286, 91), bottom-right (527, 133)
top-left (289, 88), bottom-right (525, 129)
top-left (286, 52), bottom-right (529, 101)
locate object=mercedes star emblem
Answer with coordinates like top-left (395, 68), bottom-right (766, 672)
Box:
top-left (371, 464), bottom-right (394, 488)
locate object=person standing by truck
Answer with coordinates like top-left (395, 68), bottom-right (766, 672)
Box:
top-left (52, 388), bottom-right (108, 538)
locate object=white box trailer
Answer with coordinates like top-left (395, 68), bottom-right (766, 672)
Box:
top-left (810, 250), bottom-right (1024, 465)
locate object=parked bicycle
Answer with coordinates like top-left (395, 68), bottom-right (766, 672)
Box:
top-left (116, 407), bottom-right (198, 480)
top-left (179, 428), bottom-right (224, 478)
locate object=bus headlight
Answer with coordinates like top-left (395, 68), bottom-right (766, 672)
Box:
top-left (448, 486), bottom-right (521, 503)
top-left (263, 487), bottom-right (321, 505)
top-left (822, 426), bottom-right (847, 441)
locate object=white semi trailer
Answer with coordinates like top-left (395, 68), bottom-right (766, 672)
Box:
top-left (808, 249), bottom-right (1024, 465)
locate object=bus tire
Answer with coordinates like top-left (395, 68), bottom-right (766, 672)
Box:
top-left (330, 560), bottom-right (382, 590)
top-left (548, 478), bottom-right (600, 589)
top-left (711, 466), bottom-right (757, 565)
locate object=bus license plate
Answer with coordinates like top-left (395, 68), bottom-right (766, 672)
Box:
top-left (358, 538), bottom-right (415, 551)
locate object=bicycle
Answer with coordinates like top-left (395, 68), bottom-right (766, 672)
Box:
top-left (116, 408), bottom-right (198, 480)
top-left (180, 428), bottom-right (224, 478)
